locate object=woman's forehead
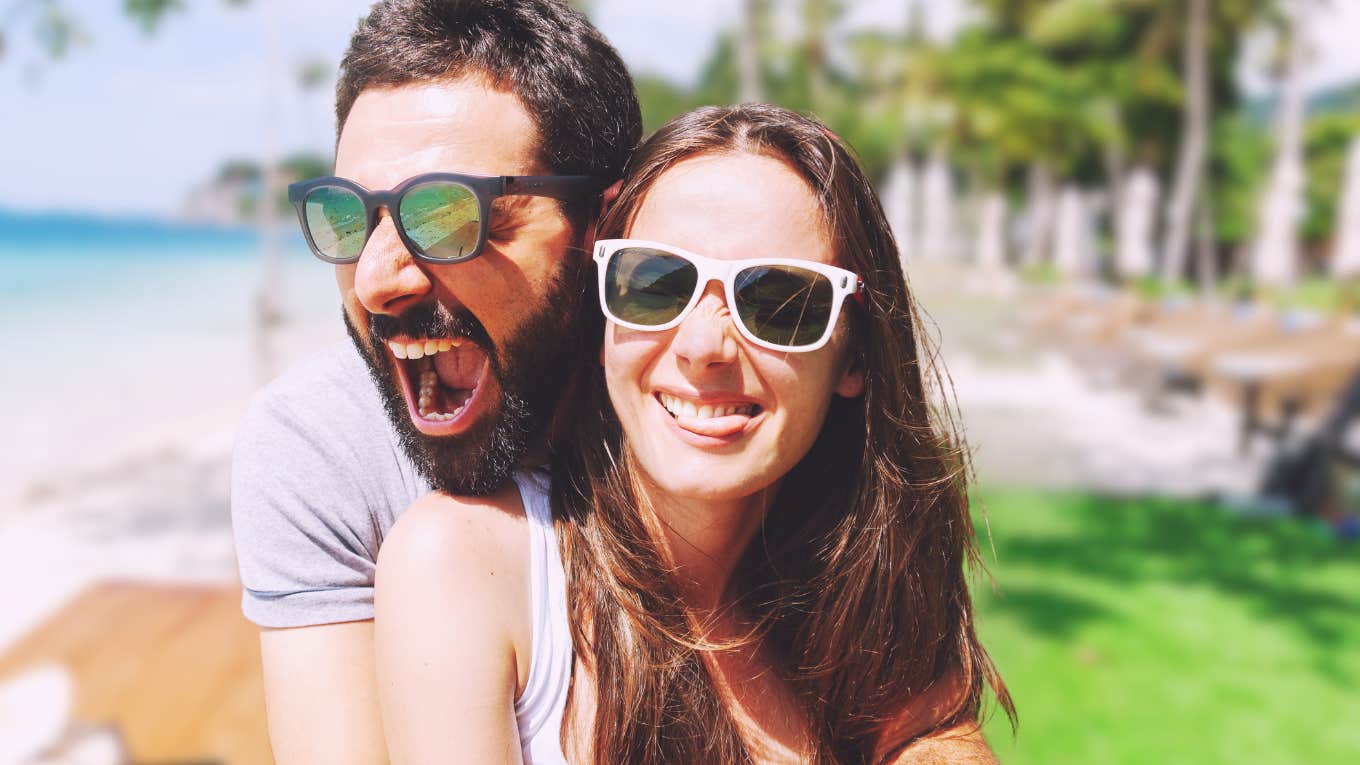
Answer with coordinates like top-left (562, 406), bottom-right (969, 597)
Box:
top-left (628, 152), bottom-right (833, 264)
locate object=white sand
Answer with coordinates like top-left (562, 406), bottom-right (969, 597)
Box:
top-left (0, 316), bottom-right (343, 653)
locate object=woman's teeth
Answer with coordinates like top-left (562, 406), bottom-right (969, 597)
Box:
top-left (658, 392), bottom-right (754, 420)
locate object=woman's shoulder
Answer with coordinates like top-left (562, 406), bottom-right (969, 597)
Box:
top-left (379, 480), bottom-right (531, 587)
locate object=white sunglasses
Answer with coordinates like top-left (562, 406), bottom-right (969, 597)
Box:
top-left (593, 238), bottom-right (862, 353)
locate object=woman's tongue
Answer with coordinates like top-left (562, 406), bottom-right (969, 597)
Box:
top-left (418, 343), bottom-right (488, 418)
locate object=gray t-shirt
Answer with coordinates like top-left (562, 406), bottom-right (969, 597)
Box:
top-left (231, 341), bottom-right (431, 628)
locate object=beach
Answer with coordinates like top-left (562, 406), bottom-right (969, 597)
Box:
top-left (0, 210), bottom-right (344, 651)
top-left (0, 218), bottom-right (1266, 655)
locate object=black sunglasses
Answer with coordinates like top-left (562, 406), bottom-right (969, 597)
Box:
top-left (287, 172), bottom-right (607, 265)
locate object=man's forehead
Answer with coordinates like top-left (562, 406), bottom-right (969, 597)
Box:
top-left (335, 78), bottom-right (545, 188)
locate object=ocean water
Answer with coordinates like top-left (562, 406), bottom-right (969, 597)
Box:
top-left (0, 209), bottom-right (345, 492)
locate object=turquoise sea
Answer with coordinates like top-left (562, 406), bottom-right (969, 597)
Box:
top-left (0, 208), bottom-right (344, 491)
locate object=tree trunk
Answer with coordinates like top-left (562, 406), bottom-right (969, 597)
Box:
top-left (1116, 165), bottom-right (1159, 283)
top-left (1159, 0), bottom-right (1209, 286)
top-left (1022, 163), bottom-right (1056, 268)
top-left (1333, 135), bottom-right (1360, 279)
top-left (882, 153), bottom-right (917, 269)
top-left (1250, 0), bottom-right (1308, 291)
top-left (737, 0), bottom-right (765, 103)
top-left (1054, 185), bottom-right (1092, 281)
top-left (1195, 194), bottom-right (1217, 294)
top-left (920, 151), bottom-right (955, 260)
top-left (975, 190), bottom-right (1007, 271)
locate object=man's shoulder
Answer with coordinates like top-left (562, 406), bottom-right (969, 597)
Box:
top-left (247, 340), bottom-right (381, 426)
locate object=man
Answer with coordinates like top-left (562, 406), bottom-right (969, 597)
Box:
top-left (233, 1), bottom-right (1000, 761)
top-left (230, 1), bottom-right (639, 761)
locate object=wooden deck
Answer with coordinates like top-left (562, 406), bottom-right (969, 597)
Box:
top-left (0, 581), bottom-right (272, 764)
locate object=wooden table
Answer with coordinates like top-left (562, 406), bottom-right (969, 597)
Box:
top-left (0, 581), bottom-right (272, 764)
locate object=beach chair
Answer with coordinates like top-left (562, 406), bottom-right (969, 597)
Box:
top-left (1204, 319), bottom-right (1360, 453)
top-left (0, 582), bottom-right (269, 765)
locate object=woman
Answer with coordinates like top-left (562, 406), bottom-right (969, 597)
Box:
top-left (375, 104), bottom-right (1013, 764)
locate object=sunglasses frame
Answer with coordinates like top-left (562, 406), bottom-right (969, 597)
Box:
top-left (593, 238), bottom-right (862, 353)
top-left (288, 172), bottom-right (607, 265)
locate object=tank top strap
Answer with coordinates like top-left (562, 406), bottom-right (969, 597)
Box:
top-left (512, 469), bottom-right (572, 765)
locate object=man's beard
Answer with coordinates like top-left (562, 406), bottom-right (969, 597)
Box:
top-left (343, 266), bottom-right (581, 496)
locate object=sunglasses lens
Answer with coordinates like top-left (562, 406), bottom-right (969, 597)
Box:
top-left (399, 182), bottom-right (481, 260)
top-left (734, 265), bottom-right (834, 348)
top-left (604, 247), bottom-right (698, 327)
top-left (304, 186), bottom-right (367, 261)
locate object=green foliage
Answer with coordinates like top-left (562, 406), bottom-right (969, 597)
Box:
top-left (1208, 114), bottom-right (1270, 244)
top-left (1302, 112), bottom-right (1360, 244)
top-left (123, 0), bottom-right (186, 35)
top-left (974, 489), bottom-right (1360, 764)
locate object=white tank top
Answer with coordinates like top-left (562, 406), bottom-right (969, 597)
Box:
top-left (511, 470), bottom-right (572, 765)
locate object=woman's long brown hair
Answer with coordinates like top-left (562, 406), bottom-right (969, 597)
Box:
top-left (549, 103), bottom-right (1014, 764)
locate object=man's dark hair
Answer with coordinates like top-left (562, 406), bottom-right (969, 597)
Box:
top-left (337, 0), bottom-right (641, 188)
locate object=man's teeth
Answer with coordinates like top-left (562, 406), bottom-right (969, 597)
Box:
top-left (658, 393), bottom-right (753, 420)
top-left (416, 369), bottom-right (467, 421)
top-left (387, 338), bottom-right (464, 360)
top-left (390, 339), bottom-right (471, 421)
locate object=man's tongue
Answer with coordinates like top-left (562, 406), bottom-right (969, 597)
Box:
top-left (415, 343), bottom-right (488, 420)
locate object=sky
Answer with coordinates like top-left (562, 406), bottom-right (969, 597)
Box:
top-left (0, 0), bottom-right (1357, 219)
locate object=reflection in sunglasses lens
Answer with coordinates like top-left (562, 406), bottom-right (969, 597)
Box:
top-left (305, 186), bottom-right (367, 261)
top-left (734, 266), bottom-right (832, 348)
top-left (606, 248), bottom-right (698, 327)
top-left (400, 182), bottom-right (481, 260)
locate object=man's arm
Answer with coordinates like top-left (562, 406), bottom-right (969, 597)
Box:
top-left (259, 622), bottom-right (388, 765)
top-left (230, 357), bottom-right (415, 764)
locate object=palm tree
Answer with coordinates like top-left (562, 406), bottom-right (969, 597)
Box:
top-left (1250, 0), bottom-right (1310, 292)
top-left (737, 0), bottom-right (767, 103)
top-left (1159, 0), bottom-right (1210, 286)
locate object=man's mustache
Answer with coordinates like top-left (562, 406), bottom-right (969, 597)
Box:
top-left (369, 300), bottom-right (494, 352)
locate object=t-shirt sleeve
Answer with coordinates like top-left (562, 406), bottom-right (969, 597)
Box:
top-left (231, 388), bottom-right (384, 628)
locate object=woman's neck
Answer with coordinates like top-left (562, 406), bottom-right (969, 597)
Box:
top-left (636, 479), bottom-right (779, 615)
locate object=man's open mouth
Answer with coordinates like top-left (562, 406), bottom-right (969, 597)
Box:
top-left (386, 336), bottom-right (494, 433)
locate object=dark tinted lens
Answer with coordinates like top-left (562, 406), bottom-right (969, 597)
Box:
top-left (304, 186), bottom-right (367, 261)
top-left (399, 182), bottom-right (481, 260)
top-left (734, 265), bottom-right (834, 347)
top-left (603, 247), bottom-right (698, 326)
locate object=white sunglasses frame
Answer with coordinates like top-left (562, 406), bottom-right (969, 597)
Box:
top-left (593, 238), bottom-right (862, 353)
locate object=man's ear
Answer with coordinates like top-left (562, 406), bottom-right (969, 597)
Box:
top-left (600, 179), bottom-right (623, 214)
top-left (835, 353), bottom-right (865, 398)
top-left (584, 180), bottom-right (624, 249)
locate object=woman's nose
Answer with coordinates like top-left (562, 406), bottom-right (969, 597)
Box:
top-left (670, 283), bottom-right (739, 370)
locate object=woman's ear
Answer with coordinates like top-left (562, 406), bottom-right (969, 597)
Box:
top-left (835, 353), bottom-right (865, 398)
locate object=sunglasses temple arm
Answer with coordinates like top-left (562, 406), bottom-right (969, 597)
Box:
top-left (503, 175), bottom-right (608, 200)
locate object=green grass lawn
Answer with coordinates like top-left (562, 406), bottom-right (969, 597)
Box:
top-left (973, 491), bottom-right (1360, 764)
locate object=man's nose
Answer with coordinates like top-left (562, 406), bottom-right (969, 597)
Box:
top-left (671, 284), bottom-right (739, 370)
top-left (353, 212), bottom-right (432, 315)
